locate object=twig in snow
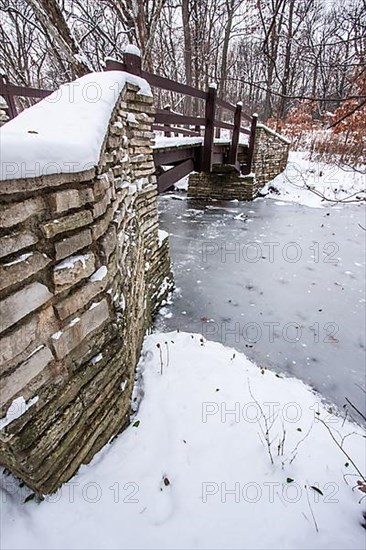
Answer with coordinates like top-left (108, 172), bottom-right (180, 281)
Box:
top-left (156, 343), bottom-right (164, 375)
top-left (165, 341), bottom-right (170, 368)
top-left (277, 421), bottom-right (286, 457)
top-left (305, 485), bottom-right (319, 533)
top-left (289, 423), bottom-right (314, 465)
top-left (318, 418), bottom-right (366, 483)
top-left (344, 397), bottom-right (366, 422)
top-left (248, 380), bottom-right (276, 465)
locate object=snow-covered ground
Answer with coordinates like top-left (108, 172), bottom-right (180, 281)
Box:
top-left (172, 151), bottom-right (366, 207)
top-left (262, 152), bottom-right (366, 208)
top-left (1, 332), bottom-right (365, 550)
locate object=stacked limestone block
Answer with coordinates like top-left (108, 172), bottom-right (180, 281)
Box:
top-left (0, 82), bottom-right (173, 494)
top-left (0, 106), bottom-right (8, 126)
top-left (0, 97), bottom-right (8, 124)
top-left (188, 124), bottom-right (290, 201)
top-left (252, 124), bottom-right (291, 188)
top-left (188, 167), bottom-right (256, 201)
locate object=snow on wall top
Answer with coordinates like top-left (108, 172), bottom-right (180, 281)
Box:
top-left (257, 123), bottom-right (291, 145)
top-left (0, 71), bottom-right (152, 181)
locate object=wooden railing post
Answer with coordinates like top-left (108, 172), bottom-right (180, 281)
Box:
top-left (123, 45), bottom-right (142, 76)
top-left (246, 113), bottom-right (258, 174)
top-left (228, 101), bottom-right (243, 165)
top-left (163, 105), bottom-right (171, 137)
top-left (202, 83), bottom-right (217, 172)
top-left (0, 74), bottom-right (17, 119)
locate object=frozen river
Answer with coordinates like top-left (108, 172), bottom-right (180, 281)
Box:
top-left (156, 193), bottom-right (366, 420)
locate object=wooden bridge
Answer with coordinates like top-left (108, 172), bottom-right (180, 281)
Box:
top-left (0, 48), bottom-right (258, 194)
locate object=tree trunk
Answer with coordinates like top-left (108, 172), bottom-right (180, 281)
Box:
top-left (25, 0), bottom-right (90, 78)
top-left (278, 0), bottom-right (294, 118)
top-left (182, 0), bottom-right (193, 115)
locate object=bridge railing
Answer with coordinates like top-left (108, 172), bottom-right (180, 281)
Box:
top-left (105, 50), bottom-right (257, 173)
top-left (0, 49), bottom-right (258, 173)
top-left (0, 74), bottom-right (52, 119)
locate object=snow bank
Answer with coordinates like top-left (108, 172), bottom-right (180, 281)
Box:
top-left (262, 151), bottom-right (366, 208)
top-left (0, 71), bottom-right (152, 181)
top-left (1, 332), bottom-right (365, 549)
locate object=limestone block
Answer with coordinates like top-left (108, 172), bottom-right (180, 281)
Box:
top-left (93, 175), bottom-right (111, 198)
top-left (42, 211), bottom-right (93, 239)
top-left (128, 102), bottom-right (154, 113)
top-left (55, 267), bottom-right (109, 320)
top-left (134, 113), bottom-right (154, 123)
top-left (0, 307), bottom-right (57, 372)
top-left (0, 346), bottom-right (54, 406)
top-left (0, 197), bottom-right (45, 229)
top-left (0, 231), bottom-right (38, 259)
top-left (48, 188), bottom-right (94, 214)
top-left (130, 137), bottom-right (151, 147)
top-left (53, 253), bottom-right (95, 291)
top-left (93, 188), bottom-right (113, 219)
top-left (133, 94), bottom-right (154, 105)
top-left (0, 169), bottom-right (96, 196)
top-left (55, 229), bottom-right (92, 261)
top-left (51, 299), bottom-right (110, 359)
top-left (0, 282), bottom-right (52, 335)
top-left (0, 252), bottom-right (51, 292)
top-left (99, 225), bottom-right (117, 261)
top-left (91, 207), bottom-right (113, 241)
top-left (107, 136), bottom-right (121, 149)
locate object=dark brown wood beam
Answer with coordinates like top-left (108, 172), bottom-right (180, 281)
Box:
top-left (157, 159), bottom-right (194, 193)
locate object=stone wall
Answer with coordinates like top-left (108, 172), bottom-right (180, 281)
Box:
top-left (252, 123), bottom-right (291, 187)
top-left (188, 123), bottom-right (290, 201)
top-left (188, 166), bottom-right (256, 201)
top-left (0, 108), bottom-right (8, 126)
top-left (0, 80), bottom-right (173, 494)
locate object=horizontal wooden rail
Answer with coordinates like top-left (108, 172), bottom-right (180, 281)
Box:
top-left (241, 112), bottom-right (252, 122)
top-left (214, 119), bottom-right (234, 131)
top-left (214, 120), bottom-right (251, 136)
top-left (155, 111), bottom-right (205, 127)
top-left (152, 125), bottom-right (200, 137)
top-left (157, 158), bottom-right (195, 193)
top-left (217, 97), bottom-right (251, 122)
top-left (0, 82), bottom-right (52, 100)
top-left (105, 59), bottom-right (208, 100)
top-left (153, 147), bottom-right (197, 165)
top-left (216, 98), bottom-right (236, 113)
top-left (143, 71), bottom-right (207, 100)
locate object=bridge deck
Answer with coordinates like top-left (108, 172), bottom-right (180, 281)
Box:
top-left (153, 135), bottom-right (249, 193)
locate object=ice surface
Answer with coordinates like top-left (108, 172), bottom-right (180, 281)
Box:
top-left (157, 193), bottom-right (366, 419)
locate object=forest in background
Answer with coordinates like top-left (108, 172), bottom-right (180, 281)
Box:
top-left (0, 0), bottom-right (365, 164)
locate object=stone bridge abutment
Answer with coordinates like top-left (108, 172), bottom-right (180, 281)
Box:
top-left (0, 71), bottom-right (173, 494)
